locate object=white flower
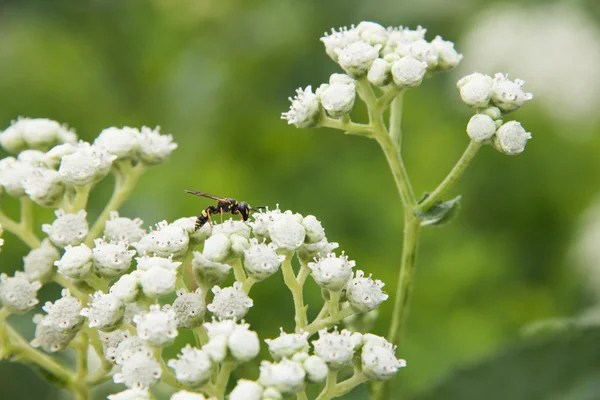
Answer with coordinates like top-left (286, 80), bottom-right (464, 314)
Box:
top-left (0, 117), bottom-right (76, 153)
top-left (42, 209), bottom-right (88, 248)
top-left (243, 239), bottom-right (285, 281)
top-left (268, 212), bottom-right (306, 251)
top-left (303, 355), bottom-right (328, 383)
top-left (170, 391), bottom-right (207, 400)
top-left (391, 56), bottom-right (427, 88)
top-left (262, 387), bottom-right (283, 400)
top-left (135, 255), bottom-right (181, 271)
top-left (265, 329), bottom-right (309, 361)
top-left (108, 389), bottom-right (151, 400)
top-left (297, 237), bottom-right (339, 260)
top-left (45, 143), bottom-right (78, 168)
top-left (320, 26), bottom-right (360, 62)
top-left (110, 273), bottom-right (141, 303)
top-left (301, 215), bottom-right (325, 243)
top-left (396, 39), bottom-right (438, 70)
top-left (113, 335), bottom-right (151, 365)
top-left (493, 120), bottom-right (532, 155)
top-left (123, 302), bottom-right (148, 326)
top-left (93, 239), bottom-right (136, 278)
top-left (203, 318), bottom-right (239, 339)
top-left (31, 314), bottom-right (76, 352)
top-left (113, 350), bottom-right (161, 389)
top-left (191, 251), bottom-right (232, 288)
top-left (457, 73), bottom-right (494, 108)
top-left (139, 266), bottom-right (177, 298)
top-left (0, 157), bottom-right (36, 197)
top-left (207, 282), bottom-right (253, 320)
top-left (104, 212), bottom-right (145, 244)
top-left (335, 41), bottom-right (382, 78)
top-left (94, 126), bottom-right (140, 159)
top-left (170, 289), bottom-right (206, 329)
top-left (230, 234), bottom-right (250, 257)
top-left (258, 359), bottom-right (306, 397)
top-left (0, 124), bottom-right (26, 153)
top-left (346, 270), bottom-right (388, 312)
top-left (368, 58), bottom-right (392, 87)
top-left (357, 21), bottom-right (388, 47)
top-left (137, 126), bottom-right (177, 164)
top-left (361, 336), bottom-right (406, 381)
top-left (58, 142), bottom-right (116, 186)
top-left (55, 244), bottom-right (94, 279)
top-left (248, 207), bottom-right (283, 239)
top-left (312, 328), bottom-right (357, 369)
top-left (308, 252), bottom-right (355, 292)
top-left (80, 291), bottom-right (124, 331)
top-left (329, 73), bottom-right (355, 85)
top-left (167, 345), bottom-right (212, 387)
top-left (228, 324), bottom-right (260, 362)
top-left (202, 335), bottom-right (228, 363)
top-left (212, 219), bottom-right (251, 238)
top-left (18, 149), bottom-right (48, 164)
top-left (466, 114), bottom-right (497, 143)
top-left (318, 82), bottom-right (356, 119)
top-left (200, 233), bottom-right (232, 263)
top-left (0, 272), bottom-right (42, 314)
top-left (42, 289), bottom-right (84, 332)
top-left (23, 167), bottom-right (64, 207)
top-left (282, 86), bottom-right (322, 128)
top-left (202, 319), bottom-right (259, 362)
top-left (431, 36), bottom-right (462, 70)
top-left (23, 239), bottom-right (60, 282)
top-left (133, 304), bottom-right (178, 347)
top-left (491, 73), bottom-right (534, 112)
top-left (171, 216), bottom-right (210, 245)
top-left (229, 380), bottom-right (264, 400)
top-left (383, 25), bottom-right (427, 55)
top-left (134, 221), bottom-right (189, 258)
top-left (100, 329), bottom-right (130, 362)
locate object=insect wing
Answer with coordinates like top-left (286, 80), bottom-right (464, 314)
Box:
top-left (185, 190), bottom-right (230, 203)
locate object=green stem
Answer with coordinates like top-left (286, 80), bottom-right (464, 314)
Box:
top-left (0, 210), bottom-right (41, 249)
top-left (154, 348), bottom-right (184, 390)
top-left (334, 373), bottom-right (368, 397)
top-left (70, 184), bottom-right (93, 212)
top-left (20, 196), bottom-right (34, 233)
top-left (281, 254), bottom-right (308, 331)
top-left (389, 91), bottom-right (405, 145)
top-left (319, 117), bottom-right (373, 137)
top-left (297, 390), bottom-right (309, 400)
top-left (53, 275), bottom-right (89, 302)
top-left (214, 360), bottom-right (237, 399)
top-left (305, 306), bottom-right (355, 335)
top-left (375, 131), bottom-right (416, 206)
top-left (417, 140), bottom-right (482, 212)
top-left (328, 291), bottom-right (341, 317)
top-left (242, 277), bottom-right (256, 293)
top-left (232, 258), bottom-right (247, 283)
top-left (315, 370), bottom-right (338, 400)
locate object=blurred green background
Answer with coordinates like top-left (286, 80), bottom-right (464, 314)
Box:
top-left (1, 0), bottom-right (600, 399)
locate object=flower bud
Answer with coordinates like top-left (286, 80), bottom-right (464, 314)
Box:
top-left (368, 58), bottom-right (392, 87)
top-left (93, 239), bottom-right (136, 278)
top-left (1, 118), bottom-right (77, 153)
top-left (137, 126), bottom-right (177, 164)
top-left (262, 387), bottom-right (283, 400)
top-left (248, 208), bottom-right (283, 239)
top-left (202, 233), bottom-right (232, 263)
top-left (108, 389), bottom-right (150, 400)
top-left (229, 380), bottom-right (264, 400)
top-left (361, 336), bottom-right (406, 381)
top-left (243, 239), bottom-right (285, 281)
top-left (135, 255), bottom-right (181, 271)
top-left (133, 304), bottom-right (178, 347)
top-left (80, 291), bottom-right (124, 331)
top-left (357, 21), bottom-right (388, 47)
top-left (191, 251), bottom-right (232, 288)
top-left (493, 120), bottom-right (532, 155)
top-left (31, 314), bottom-right (76, 352)
top-left (335, 41), bottom-right (382, 78)
top-left (0, 272), bottom-right (42, 314)
top-left (55, 244), bottom-right (94, 279)
top-left (23, 167), bottom-right (64, 207)
top-left (171, 216), bottom-right (210, 245)
top-left (170, 288), bottom-right (206, 329)
top-left (308, 252), bottom-right (355, 292)
top-left (396, 40), bottom-right (438, 70)
top-left (170, 391), bottom-right (207, 400)
top-left (303, 355), bottom-right (328, 383)
top-left (491, 73), bottom-right (533, 112)
top-left (346, 270), bottom-right (388, 312)
top-left (297, 238), bottom-right (339, 261)
top-left (0, 158), bottom-right (36, 197)
top-left (113, 350), bottom-right (162, 389)
top-left (45, 143), bottom-right (78, 168)
top-left (113, 335), bottom-right (151, 365)
top-left (58, 143), bottom-right (116, 186)
top-left (94, 126), bottom-right (140, 159)
top-left (320, 26), bottom-right (360, 62)
top-left (328, 73), bottom-right (355, 85)
top-left (110, 273), bottom-right (142, 303)
top-left (139, 266), bottom-right (177, 298)
top-left (282, 86), bottom-right (322, 128)
top-left (23, 239), bottom-right (59, 282)
top-left (301, 215), bottom-right (325, 243)
top-left (42, 289), bottom-right (84, 332)
top-left (167, 345), bottom-right (212, 387)
top-left (104, 212), bottom-right (145, 244)
top-left (466, 114), bottom-right (497, 143)
top-left (42, 209), bottom-right (88, 248)
top-left (312, 328), bottom-right (356, 369)
top-left (100, 329), bottom-right (130, 362)
top-left (203, 335), bottom-right (228, 363)
top-left (230, 234), bottom-right (250, 257)
top-left (391, 56), bottom-right (427, 88)
top-left (457, 73), bottom-right (493, 108)
top-left (265, 329), bottom-right (309, 361)
top-left (213, 219), bottom-right (251, 238)
top-left (259, 359), bottom-right (306, 397)
top-left (0, 125), bottom-right (26, 153)
top-left (319, 82), bottom-right (356, 119)
top-left (134, 221), bottom-right (189, 258)
top-left (207, 282), bottom-right (253, 320)
top-left (268, 213), bottom-right (306, 251)
top-left (228, 324), bottom-right (260, 363)
top-left (431, 36), bottom-right (462, 70)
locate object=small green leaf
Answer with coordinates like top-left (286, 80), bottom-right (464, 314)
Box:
top-left (414, 195), bottom-right (461, 227)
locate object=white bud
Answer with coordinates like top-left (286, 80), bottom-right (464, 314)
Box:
top-left (42, 209), bottom-right (88, 248)
top-left (396, 39), bottom-right (438, 70)
top-left (282, 86), bottom-right (322, 129)
top-left (58, 143), bottom-right (116, 186)
top-left (213, 219), bottom-right (251, 238)
top-left (201, 233), bottom-right (232, 263)
top-left (491, 73), bottom-right (533, 112)
top-left (171, 216), bottom-right (210, 245)
top-left (167, 345), bottom-right (212, 387)
top-left (335, 41), bottom-right (382, 78)
top-left (265, 329), bottom-right (309, 361)
top-left (248, 208), bottom-right (283, 239)
top-left (431, 36), bottom-right (462, 70)
top-left (45, 143), bottom-right (78, 168)
top-left (243, 239), bottom-right (285, 281)
top-left (0, 125), bottom-right (26, 153)
top-left (104, 212), bottom-right (145, 243)
top-left (230, 234), bottom-right (250, 257)
top-left (466, 114), bottom-right (497, 143)
top-left (94, 127), bottom-right (140, 159)
top-left (135, 255), bottom-right (181, 271)
top-left (170, 391), bottom-right (207, 400)
top-left (139, 266), bottom-right (177, 298)
top-left (1, 118), bottom-right (76, 153)
top-left (110, 273), bottom-right (141, 303)
top-left (383, 25), bottom-right (427, 55)
top-left (391, 56), bottom-right (427, 88)
top-left (346, 270), bottom-right (388, 312)
top-left (137, 126), bottom-right (177, 164)
top-left (113, 350), bottom-right (161, 389)
top-left (170, 288), bottom-right (206, 329)
top-left (303, 355), bottom-right (328, 383)
top-left (368, 58), bottom-right (392, 87)
top-left (23, 239), bottom-right (59, 282)
top-left (92, 238), bottom-right (136, 278)
top-left (319, 82), bottom-right (356, 119)
top-left (320, 26), bottom-right (360, 62)
top-left (356, 21), bottom-right (388, 47)
top-left (100, 329), bottom-right (130, 362)
top-left (108, 389), bottom-right (150, 400)
top-left (0, 158), bottom-right (36, 197)
top-left (42, 289), bottom-right (84, 332)
top-left (297, 237), bottom-right (339, 260)
top-left (301, 215), bottom-right (325, 243)
top-left (191, 251), bottom-right (232, 288)
top-left (133, 304), bottom-right (178, 347)
top-left (0, 272), bottom-right (42, 314)
top-left (457, 73), bottom-right (493, 108)
top-left (31, 314), bottom-right (76, 352)
top-left (203, 318), bottom-right (239, 339)
top-left (268, 213), bottom-right (306, 251)
top-left (312, 328), bottom-right (356, 369)
top-left (23, 167), bottom-right (65, 207)
top-left (262, 387), bottom-right (283, 400)
top-left (207, 282), bottom-right (253, 320)
top-left (229, 380), bottom-right (264, 400)
top-left (80, 291), bottom-right (124, 331)
top-left (308, 252), bottom-right (355, 292)
top-left (55, 244), bottom-right (94, 279)
top-left (361, 336), bottom-right (406, 381)
top-left (123, 302), bottom-right (148, 326)
top-left (18, 149), bottom-right (48, 165)
top-left (113, 335), bottom-right (151, 365)
top-left (494, 121), bottom-right (532, 155)
top-left (134, 221), bottom-right (189, 258)
top-left (203, 335), bottom-right (228, 363)
top-left (228, 324), bottom-right (260, 363)
top-left (259, 359), bottom-right (306, 397)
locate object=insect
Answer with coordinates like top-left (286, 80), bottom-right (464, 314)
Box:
top-left (185, 190), bottom-right (267, 230)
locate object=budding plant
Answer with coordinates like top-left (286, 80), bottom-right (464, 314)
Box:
top-left (0, 20), bottom-right (532, 400)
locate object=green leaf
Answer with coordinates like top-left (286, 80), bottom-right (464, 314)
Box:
top-left (412, 327), bottom-right (600, 400)
top-left (414, 195), bottom-right (461, 227)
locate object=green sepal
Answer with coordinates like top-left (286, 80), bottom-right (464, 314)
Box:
top-left (414, 195), bottom-right (462, 227)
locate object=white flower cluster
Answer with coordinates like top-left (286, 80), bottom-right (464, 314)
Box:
top-left (458, 73), bottom-right (534, 155)
top-left (283, 21), bottom-right (463, 127)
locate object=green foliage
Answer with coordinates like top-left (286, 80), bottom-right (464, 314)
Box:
top-left (414, 195), bottom-right (461, 227)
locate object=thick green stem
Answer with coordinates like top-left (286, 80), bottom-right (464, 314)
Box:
top-left (214, 360), bottom-right (237, 399)
top-left (417, 140), bottom-right (482, 212)
top-left (375, 132), bottom-right (416, 206)
top-left (389, 91), bottom-right (405, 145)
top-left (70, 184), bottom-right (93, 212)
top-left (232, 258), bottom-right (247, 283)
top-left (315, 370), bottom-right (338, 400)
top-left (0, 209), bottom-right (41, 249)
top-left (281, 254), bottom-right (308, 331)
top-left (320, 117), bottom-right (373, 137)
top-left (333, 373), bottom-right (368, 397)
top-left (305, 306), bottom-right (355, 335)
top-left (328, 291), bottom-right (341, 317)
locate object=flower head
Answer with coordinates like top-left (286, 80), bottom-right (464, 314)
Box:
top-left (170, 288), bottom-right (206, 329)
top-left (491, 73), bottom-right (533, 112)
top-left (0, 117), bottom-right (76, 153)
top-left (137, 126), bottom-right (177, 164)
top-left (0, 272), bottom-right (42, 314)
top-left (113, 350), bottom-right (162, 389)
top-left (42, 209), bottom-right (88, 248)
top-left (308, 252), bottom-right (355, 292)
top-left (265, 329), bottom-right (309, 361)
top-left (133, 304), bottom-right (178, 347)
top-left (258, 359), bottom-right (306, 397)
top-left (42, 289), bottom-right (84, 332)
top-left (312, 328), bottom-right (361, 369)
top-left (207, 282), bottom-right (253, 320)
top-left (23, 239), bottom-right (60, 282)
top-left (391, 56), bottom-right (427, 88)
top-left (361, 335), bottom-right (406, 381)
top-left (335, 41), bottom-right (382, 78)
top-left (346, 270), bottom-right (389, 312)
top-left (94, 126), bottom-right (140, 159)
top-left (466, 114), bottom-right (498, 143)
top-left (31, 314), bottom-right (76, 352)
top-left (282, 86), bottom-right (322, 128)
top-left (243, 239), bottom-right (285, 281)
top-left (493, 120), bottom-right (532, 155)
top-left (318, 81), bottom-right (356, 119)
top-left (55, 243), bottom-right (94, 279)
top-left (104, 212), bottom-right (145, 244)
top-left (457, 73), bottom-right (494, 108)
top-left (229, 380), bottom-right (264, 400)
top-left (167, 345), bottom-right (212, 387)
top-left (58, 142), bottom-right (116, 186)
top-left (80, 291), bottom-right (124, 331)
top-left (92, 238), bottom-right (136, 278)
top-left (321, 26), bottom-right (361, 62)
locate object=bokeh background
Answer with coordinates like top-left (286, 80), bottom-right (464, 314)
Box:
top-left (2, 0), bottom-right (600, 399)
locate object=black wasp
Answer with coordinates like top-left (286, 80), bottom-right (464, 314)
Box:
top-left (185, 190), bottom-right (267, 230)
